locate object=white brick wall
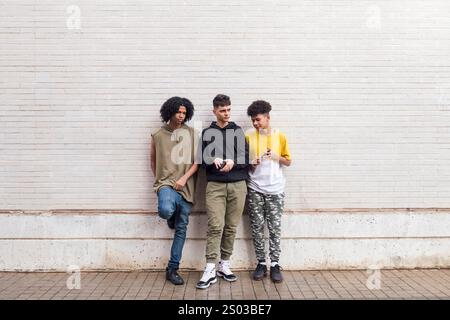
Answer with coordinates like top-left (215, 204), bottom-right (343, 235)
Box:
top-left (1, 0), bottom-right (450, 211)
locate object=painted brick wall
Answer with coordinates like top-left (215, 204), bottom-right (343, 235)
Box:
top-left (1, 0), bottom-right (449, 211)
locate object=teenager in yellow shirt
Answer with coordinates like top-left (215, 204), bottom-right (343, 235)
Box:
top-left (245, 100), bottom-right (292, 283)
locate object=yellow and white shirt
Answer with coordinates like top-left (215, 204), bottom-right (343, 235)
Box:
top-left (245, 128), bottom-right (291, 194)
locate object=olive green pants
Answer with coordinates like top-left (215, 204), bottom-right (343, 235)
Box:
top-left (205, 180), bottom-right (247, 263)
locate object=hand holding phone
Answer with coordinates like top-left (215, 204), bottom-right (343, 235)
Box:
top-left (219, 160), bottom-right (227, 169)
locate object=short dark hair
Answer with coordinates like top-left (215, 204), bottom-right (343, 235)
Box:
top-left (247, 100), bottom-right (272, 117)
top-left (159, 96), bottom-right (194, 123)
top-left (213, 94), bottom-right (231, 108)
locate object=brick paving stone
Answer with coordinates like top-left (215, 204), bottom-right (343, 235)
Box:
top-left (230, 271), bottom-right (244, 300)
top-left (284, 271), bottom-right (305, 299)
top-left (253, 277), bottom-right (270, 300)
top-left (218, 275), bottom-right (232, 300)
top-left (241, 271), bottom-right (256, 300)
top-left (183, 271), bottom-right (197, 300)
top-left (0, 269), bottom-right (449, 300)
top-left (206, 273), bottom-right (220, 300)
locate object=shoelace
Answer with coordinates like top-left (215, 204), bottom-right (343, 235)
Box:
top-left (256, 264), bottom-right (266, 272)
top-left (271, 265), bottom-right (282, 272)
top-left (219, 262), bottom-right (233, 275)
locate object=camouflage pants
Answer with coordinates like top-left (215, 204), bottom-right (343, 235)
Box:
top-left (247, 188), bottom-right (285, 262)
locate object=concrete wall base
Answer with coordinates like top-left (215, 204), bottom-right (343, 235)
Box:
top-left (0, 209), bottom-right (449, 271)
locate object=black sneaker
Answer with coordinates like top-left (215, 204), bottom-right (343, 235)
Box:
top-left (167, 214), bottom-right (176, 229)
top-left (270, 264), bottom-right (283, 283)
top-left (252, 263), bottom-right (267, 281)
top-left (166, 268), bottom-right (184, 285)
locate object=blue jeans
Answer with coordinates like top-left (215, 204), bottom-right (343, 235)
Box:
top-left (157, 186), bottom-right (192, 270)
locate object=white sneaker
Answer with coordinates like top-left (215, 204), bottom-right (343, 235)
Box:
top-left (217, 260), bottom-right (238, 282)
top-left (196, 263), bottom-right (217, 289)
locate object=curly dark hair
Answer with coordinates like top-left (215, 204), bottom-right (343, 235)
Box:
top-left (247, 100), bottom-right (272, 117)
top-left (213, 94), bottom-right (231, 108)
top-left (159, 96), bottom-right (194, 123)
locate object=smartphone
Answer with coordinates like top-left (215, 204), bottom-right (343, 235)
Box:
top-left (219, 160), bottom-right (227, 169)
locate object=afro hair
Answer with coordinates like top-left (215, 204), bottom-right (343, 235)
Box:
top-left (159, 96), bottom-right (194, 123)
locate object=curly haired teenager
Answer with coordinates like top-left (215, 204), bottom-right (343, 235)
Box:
top-left (245, 100), bottom-right (292, 283)
top-left (150, 96), bottom-right (199, 285)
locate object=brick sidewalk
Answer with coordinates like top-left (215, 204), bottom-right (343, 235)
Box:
top-left (0, 269), bottom-right (449, 300)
